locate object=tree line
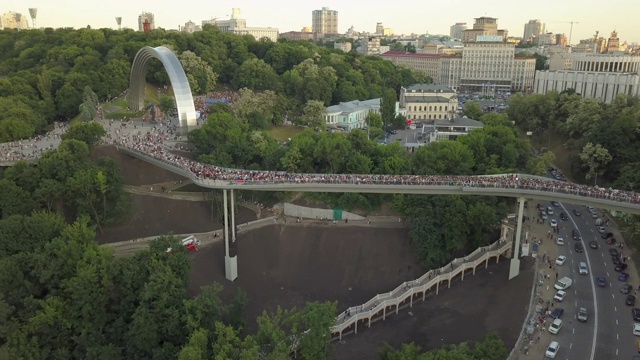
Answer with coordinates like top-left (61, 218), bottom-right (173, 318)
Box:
top-left (0, 25), bottom-right (429, 142)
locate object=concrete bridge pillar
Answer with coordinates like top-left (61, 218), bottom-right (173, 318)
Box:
top-left (224, 189), bottom-right (238, 281)
top-left (509, 197), bottom-right (525, 280)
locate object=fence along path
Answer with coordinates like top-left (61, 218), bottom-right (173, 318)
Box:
top-left (329, 238), bottom-right (512, 340)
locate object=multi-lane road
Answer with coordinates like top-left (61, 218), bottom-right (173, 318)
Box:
top-left (547, 199), bottom-right (638, 359)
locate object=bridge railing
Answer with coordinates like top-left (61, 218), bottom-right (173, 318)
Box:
top-left (115, 145), bottom-right (640, 207)
top-left (329, 239), bottom-right (512, 333)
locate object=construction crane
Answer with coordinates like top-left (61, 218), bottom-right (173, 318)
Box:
top-left (549, 21), bottom-right (580, 46)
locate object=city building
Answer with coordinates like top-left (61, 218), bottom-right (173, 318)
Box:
top-left (357, 37), bottom-right (381, 55)
top-left (450, 23), bottom-right (468, 40)
top-left (279, 31), bottom-right (314, 41)
top-left (376, 22), bottom-right (384, 35)
top-left (607, 30), bottom-right (620, 53)
top-left (312, 7), bottom-right (339, 39)
top-left (461, 17), bottom-right (508, 43)
top-left (422, 40), bottom-right (463, 55)
top-left (324, 98), bottom-right (383, 131)
top-left (181, 20), bottom-right (201, 33)
top-left (138, 12), bottom-right (155, 32)
top-left (202, 8), bottom-right (278, 42)
top-left (400, 84), bottom-right (458, 121)
top-left (534, 53), bottom-right (640, 103)
top-left (334, 42), bottom-right (352, 52)
top-left (381, 51), bottom-right (444, 81)
top-left (555, 34), bottom-right (568, 47)
top-left (523, 20), bottom-right (545, 43)
top-left (391, 118), bottom-right (484, 151)
top-left (0, 11), bottom-right (29, 30)
top-left (536, 33), bottom-right (557, 46)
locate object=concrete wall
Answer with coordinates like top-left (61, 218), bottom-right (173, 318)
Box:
top-left (283, 203), bottom-right (365, 220)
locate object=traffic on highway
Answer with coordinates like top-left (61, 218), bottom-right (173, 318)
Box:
top-left (538, 169), bottom-right (638, 359)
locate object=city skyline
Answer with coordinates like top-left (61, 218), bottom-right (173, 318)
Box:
top-left (3, 0), bottom-right (639, 43)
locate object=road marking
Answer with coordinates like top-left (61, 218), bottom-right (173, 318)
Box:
top-left (607, 272), bottom-right (610, 277)
top-left (616, 318), bottom-right (619, 324)
top-left (615, 306), bottom-right (617, 312)
top-left (570, 342), bottom-right (573, 349)
top-left (612, 293), bottom-right (615, 299)
top-left (572, 327), bottom-right (575, 334)
top-left (561, 203), bottom-right (598, 360)
top-left (616, 348), bottom-right (619, 355)
top-left (617, 333), bottom-right (619, 340)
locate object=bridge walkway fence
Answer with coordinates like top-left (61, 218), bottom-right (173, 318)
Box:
top-left (329, 238), bottom-right (512, 340)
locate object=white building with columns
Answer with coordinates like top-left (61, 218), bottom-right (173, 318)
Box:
top-left (534, 53), bottom-right (640, 103)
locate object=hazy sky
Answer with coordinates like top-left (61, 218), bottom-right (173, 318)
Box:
top-left (5, 0), bottom-right (639, 43)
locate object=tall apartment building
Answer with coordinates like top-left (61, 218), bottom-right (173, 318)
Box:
top-left (0, 11), bottom-right (30, 30)
top-left (534, 53), bottom-right (640, 103)
top-left (555, 34), bottom-right (568, 47)
top-left (536, 33), bottom-right (557, 46)
top-left (376, 22), bottom-right (384, 35)
top-left (138, 12), bottom-right (155, 32)
top-left (450, 23), bottom-right (467, 40)
top-left (312, 7), bottom-right (339, 39)
top-left (461, 17), bottom-right (508, 43)
top-left (523, 20), bottom-right (545, 43)
top-left (607, 30), bottom-right (620, 53)
top-left (202, 8), bottom-right (278, 42)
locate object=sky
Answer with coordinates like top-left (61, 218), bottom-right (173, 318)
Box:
top-left (4, 0), bottom-right (640, 44)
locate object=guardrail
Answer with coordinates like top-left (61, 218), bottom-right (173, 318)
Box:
top-left (329, 238), bottom-right (512, 340)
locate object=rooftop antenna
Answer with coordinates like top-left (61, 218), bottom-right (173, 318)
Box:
top-left (115, 17), bottom-right (122, 30)
top-left (28, 8), bottom-right (37, 29)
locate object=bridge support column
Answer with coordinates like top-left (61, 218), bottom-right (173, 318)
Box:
top-left (509, 197), bottom-right (525, 280)
top-left (224, 189), bottom-right (238, 281)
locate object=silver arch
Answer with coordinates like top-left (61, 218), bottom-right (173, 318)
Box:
top-left (129, 46), bottom-right (197, 131)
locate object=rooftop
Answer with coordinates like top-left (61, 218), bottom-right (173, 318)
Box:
top-left (381, 51), bottom-right (447, 58)
top-left (326, 98), bottom-right (381, 114)
top-left (403, 84), bottom-right (456, 93)
top-left (402, 95), bottom-right (456, 103)
top-left (433, 117), bottom-right (484, 128)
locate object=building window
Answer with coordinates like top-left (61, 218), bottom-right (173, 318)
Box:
top-left (429, 106), bottom-right (432, 111)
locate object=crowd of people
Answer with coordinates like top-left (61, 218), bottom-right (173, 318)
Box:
top-left (193, 91), bottom-right (240, 121)
top-left (0, 122), bottom-right (68, 164)
top-left (118, 134), bottom-right (640, 206)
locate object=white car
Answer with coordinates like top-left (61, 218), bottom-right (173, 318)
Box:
top-left (634, 323), bottom-right (640, 336)
top-left (579, 262), bottom-right (588, 275)
top-left (555, 256), bottom-right (567, 266)
top-left (556, 237), bottom-right (565, 245)
top-left (547, 207), bottom-right (554, 215)
top-left (549, 318), bottom-right (563, 334)
top-left (553, 290), bottom-right (567, 302)
top-left (545, 341), bottom-right (560, 358)
top-left (550, 219), bottom-right (558, 227)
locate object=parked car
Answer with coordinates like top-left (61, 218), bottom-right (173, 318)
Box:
top-left (577, 307), bottom-right (588, 322)
top-left (619, 272), bottom-right (630, 282)
top-left (609, 248), bottom-right (620, 257)
top-left (597, 226), bottom-right (607, 234)
top-left (550, 219), bottom-right (558, 227)
top-left (622, 284), bottom-right (634, 294)
top-left (548, 318), bottom-right (563, 334)
top-left (537, 204), bottom-right (546, 211)
top-left (632, 308), bottom-right (640, 322)
top-left (550, 308), bottom-right (564, 319)
top-left (551, 201), bottom-right (560, 207)
top-left (555, 256), bottom-right (567, 266)
top-left (545, 341), bottom-right (560, 358)
top-left (634, 323), bottom-right (640, 336)
top-left (602, 232), bottom-right (614, 239)
top-left (540, 212), bottom-right (548, 220)
top-left (556, 237), bottom-right (565, 245)
top-left (627, 295), bottom-right (637, 306)
top-left (554, 290), bottom-right (567, 302)
top-left (615, 264), bottom-right (628, 272)
top-left (547, 207), bottom-right (554, 215)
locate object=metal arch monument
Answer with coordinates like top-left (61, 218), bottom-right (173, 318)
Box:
top-left (129, 46), bottom-right (197, 131)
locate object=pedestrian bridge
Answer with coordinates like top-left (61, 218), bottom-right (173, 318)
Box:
top-left (117, 146), bottom-right (640, 215)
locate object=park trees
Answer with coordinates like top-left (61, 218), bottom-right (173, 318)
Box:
top-left (178, 50), bottom-right (218, 94)
top-left (579, 142), bottom-right (612, 185)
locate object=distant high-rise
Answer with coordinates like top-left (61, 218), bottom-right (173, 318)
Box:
top-left (376, 22), bottom-right (384, 35)
top-left (312, 7), bottom-right (338, 39)
top-left (138, 12), bottom-right (155, 32)
top-left (523, 19), bottom-right (545, 43)
top-left (0, 11), bottom-right (29, 30)
top-left (115, 17), bottom-right (122, 30)
top-left (607, 30), bottom-right (620, 53)
top-left (449, 22), bottom-right (467, 40)
top-left (28, 8), bottom-right (37, 29)
top-left (461, 17), bottom-right (508, 42)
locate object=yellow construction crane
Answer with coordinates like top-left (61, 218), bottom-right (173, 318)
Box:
top-left (549, 21), bottom-right (580, 46)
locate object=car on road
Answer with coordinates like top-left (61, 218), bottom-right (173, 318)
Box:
top-left (550, 308), bottom-right (564, 319)
top-left (579, 262), bottom-right (588, 275)
top-left (560, 212), bottom-right (568, 220)
top-left (634, 323), bottom-right (640, 336)
top-left (597, 226), bottom-right (607, 233)
top-left (555, 256), bottom-right (567, 266)
top-left (547, 207), bottom-right (554, 215)
top-left (550, 219), bottom-right (558, 227)
top-left (556, 237), bottom-right (564, 245)
top-left (545, 341), bottom-right (560, 358)
top-left (633, 308), bottom-right (640, 322)
top-left (589, 240), bottom-right (599, 249)
top-left (551, 201), bottom-right (560, 207)
top-left (616, 264), bottom-right (628, 272)
top-left (554, 290), bottom-right (567, 302)
top-left (627, 295), bottom-right (637, 306)
top-left (573, 209), bottom-right (581, 216)
top-left (622, 284), bottom-right (634, 294)
top-left (548, 318), bottom-right (563, 334)
top-left (609, 248), bottom-right (620, 257)
top-left (577, 307), bottom-right (588, 322)
top-left (596, 277), bottom-right (608, 287)
top-left (572, 229), bottom-right (581, 240)
top-left (575, 243), bottom-right (584, 253)
top-left (619, 272), bottom-right (630, 281)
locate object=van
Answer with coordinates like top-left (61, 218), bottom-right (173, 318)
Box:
top-left (555, 277), bottom-right (573, 290)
